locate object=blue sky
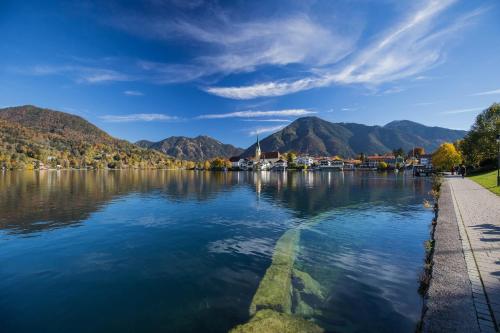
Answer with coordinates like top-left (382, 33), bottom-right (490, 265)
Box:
top-left (1, 0), bottom-right (499, 148)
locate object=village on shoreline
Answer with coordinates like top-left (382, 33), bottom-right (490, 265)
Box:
top-left (223, 136), bottom-right (432, 173)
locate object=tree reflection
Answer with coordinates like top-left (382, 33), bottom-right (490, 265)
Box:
top-left (0, 170), bottom-right (430, 234)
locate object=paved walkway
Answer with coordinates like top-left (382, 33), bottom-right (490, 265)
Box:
top-left (449, 177), bottom-right (500, 332)
top-left (423, 179), bottom-right (480, 332)
top-left (423, 176), bottom-right (500, 332)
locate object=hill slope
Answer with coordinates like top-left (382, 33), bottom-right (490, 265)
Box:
top-left (241, 117), bottom-right (466, 157)
top-left (0, 105), bottom-right (114, 144)
top-left (0, 105), bottom-right (180, 169)
top-left (136, 136), bottom-right (243, 161)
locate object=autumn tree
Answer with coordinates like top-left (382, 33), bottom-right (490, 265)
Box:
top-left (286, 152), bottom-right (297, 163)
top-left (432, 142), bottom-right (462, 171)
top-left (210, 158), bottom-right (230, 170)
top-left (378, 161), bottom-right (388, 170)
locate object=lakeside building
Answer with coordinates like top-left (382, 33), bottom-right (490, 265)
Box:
top-left (343, 159), bottom-right (362, 171)
top-left (230, 136), bottom-right (283, 170)
top-left (273, 159), bottom-right (287, 171)
top-left (260, 151), bottom-right (281, 165)
top-left (419, 154), bottom-right (433, 167)
top-left (296, 156), bottom-right (314, 167)
top-left (229, 156), bottom-right (245, 169)
top-left (318, 158), bottom-right (344, 170)
top-left (364, 155), bottom-right (405, 169)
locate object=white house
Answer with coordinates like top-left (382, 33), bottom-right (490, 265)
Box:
top-left (229, 156), bottom-right (245, 169)
top-left (273, 159), bottom-right (288, 171)
top-left (419, 154), bottom-right (433, 167)
top-left (296, 156), bottom-right (314, 167)
top-left (318, 159), bottom-right (343, 170)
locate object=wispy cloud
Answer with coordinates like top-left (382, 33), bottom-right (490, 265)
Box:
top-left (197, 109), bottom-right (315, 119)
top-left (16, 1), bottom-right (483, 99)
top-left (124, 90), bottom-right (144, 96)
top-left (26, 64), bottom-right (134, 84)
top-left (241, 119), bottom-right (291, 123)
top-left (107, 7), bottom-right (360, 81)
top-left (205, 78), bottom-right (326, 100)
top-left (470, 88), bottom-right (500, 96)
top-left (100, 113), bottom-right (177, 122)
top-left (248, 125), bottom-right (286, 136)
top-left (381, 87), bottom-right (405, 95)
top-left (440, 107), bottom-right (483, 114)
top-left (205, 1), bottom-right (484, 99)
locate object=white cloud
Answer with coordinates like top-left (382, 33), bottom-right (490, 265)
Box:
top-left (440, 107), bottom-right (483, 114)
top-left (19, 1), bottom-right (483, 98)
top-left (100, 113), bottom-right (177, 122)
top-left (471, 88), bottom-right (500, 96)
top-left (111, 12), bottom-right (359, 80)
top-left (205, 1), bottom-right (484, 99)
top-left (381, 87), bottom-right (405, 95)
top-left (83, 70), bottom-right (131, 83)
top-left (124, 90), bottom-right (144, 96)
top-left (241, 119), bottom-right (292, 123)
top-left (26, 65), bottom-right (134, 84)
top-left (248, 125), bottom-right (286, 136)
top-left (197, 109), bottom-right (315, 119)
top-left (205, 77), bottom-right (327, 100)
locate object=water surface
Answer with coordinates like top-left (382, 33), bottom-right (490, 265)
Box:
top-left (0, 170), bottom-right (432, 332)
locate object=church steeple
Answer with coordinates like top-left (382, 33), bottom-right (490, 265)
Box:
top-left (255, 135), bottom-right (261, 161)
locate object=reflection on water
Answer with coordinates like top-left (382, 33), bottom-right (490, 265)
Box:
top-left (0, 170), bottom-right (432, 332)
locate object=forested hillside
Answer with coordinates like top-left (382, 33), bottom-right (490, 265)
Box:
top-left (0, 105), bottom-right (190, 170)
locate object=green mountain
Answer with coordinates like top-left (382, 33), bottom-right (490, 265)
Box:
top-left (241, 116), bottom-right (466, 157)
top-left (136, 135), bottom-right (244, 161)
top-left (0, 105), bottom-right (183, 169)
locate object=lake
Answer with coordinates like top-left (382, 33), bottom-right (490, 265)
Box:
top-left (0, 170), bottom-right (432, 333)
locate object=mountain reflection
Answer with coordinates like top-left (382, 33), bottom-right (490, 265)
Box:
top-left (0, 170), bottom-right (430, 234)
top-left (254, 171), bottom-right (429, 217)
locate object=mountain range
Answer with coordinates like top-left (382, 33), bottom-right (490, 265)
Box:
top-left (0, 105), bottom-right (467, 169)
top-left (241, 117), bottom-right (466, 158)
top-left (136, 136), bottom-right (243, 161)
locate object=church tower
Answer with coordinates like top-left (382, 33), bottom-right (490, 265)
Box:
top-left (255, 135), bottom-right (261, 161)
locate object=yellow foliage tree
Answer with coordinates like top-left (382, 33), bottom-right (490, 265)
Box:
top-left (432, 142), bottom-right (462, 171)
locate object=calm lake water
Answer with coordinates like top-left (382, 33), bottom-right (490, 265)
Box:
top-left (0, 170), bottom-right (432, 333)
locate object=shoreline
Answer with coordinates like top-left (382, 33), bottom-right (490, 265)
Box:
top-left (1, 167), bottom-right (418, 173)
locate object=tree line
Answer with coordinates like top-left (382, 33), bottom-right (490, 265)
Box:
top-left (431, 103), bottom-right (499, 172)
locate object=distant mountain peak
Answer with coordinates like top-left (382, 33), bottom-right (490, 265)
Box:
top-left (384, 120), bottom-right (421, 127)
top-left (136, 135), bottom-right (243, 161)
top-left (241, 116), bottom-right (467, 158)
